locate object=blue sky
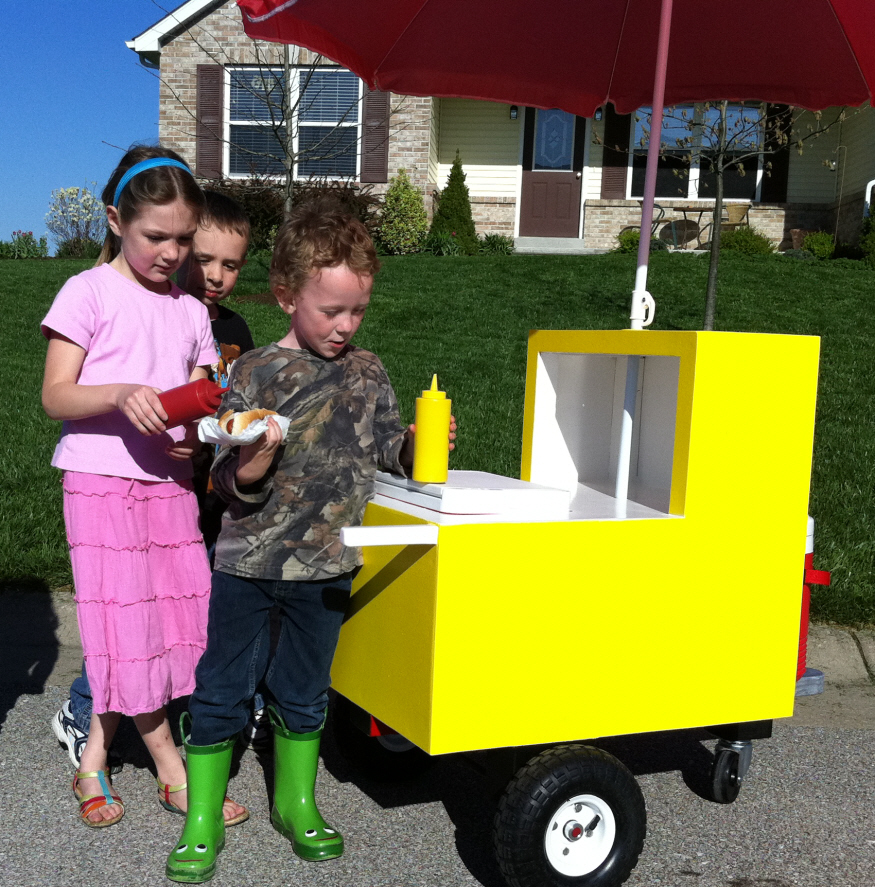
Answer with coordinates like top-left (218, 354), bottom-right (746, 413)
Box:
top-left (0, 2), bottom-right (173, 250)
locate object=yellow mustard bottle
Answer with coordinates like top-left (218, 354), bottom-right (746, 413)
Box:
top-left (412, 374), bottom-right (451, 483)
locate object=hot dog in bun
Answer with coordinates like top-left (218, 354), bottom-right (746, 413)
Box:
top-left (218, 408), bottom-right (279, 436)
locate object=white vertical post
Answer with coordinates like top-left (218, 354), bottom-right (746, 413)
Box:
top-left (614, 356), bottom-right (640, 518)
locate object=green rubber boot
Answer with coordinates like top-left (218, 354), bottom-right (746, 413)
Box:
top-left (268, 706), bottom-right (344, 861)
top-left (165, 715), bottom-right (235, 884)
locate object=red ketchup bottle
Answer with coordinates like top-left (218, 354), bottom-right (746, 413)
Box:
top-left (157, 379), bottom-right (227, 429)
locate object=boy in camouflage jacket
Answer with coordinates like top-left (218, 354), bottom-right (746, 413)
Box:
top-left (167, 203), bottom-right (454, 883)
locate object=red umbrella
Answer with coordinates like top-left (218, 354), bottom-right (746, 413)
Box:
top-left (238, 0), bottom-right (873, 514)
top-left (238, 0), bottom-right (874, 117)
top-left (237, 0), bottom-right (874, 328)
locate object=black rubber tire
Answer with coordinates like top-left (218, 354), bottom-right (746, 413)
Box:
top-left (494, 744), bottom-right (646, 887)
top-left (330, 695), bottom-right (432, 782)
top-left (709, 748), bottom-right (742, 804)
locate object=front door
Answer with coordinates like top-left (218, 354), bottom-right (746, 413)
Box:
top-left (519, 108), bottom-right (586, 237)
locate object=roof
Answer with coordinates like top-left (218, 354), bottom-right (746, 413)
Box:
top-left (126, 0), bottom-right (227, 67)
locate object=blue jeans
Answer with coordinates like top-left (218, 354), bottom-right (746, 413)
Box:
top-left (188, 569), bottom-right (353, 746)
top-left (69, 664), bottom-right (267, 734)
top-left (70, 663), bottom-right (93, 732)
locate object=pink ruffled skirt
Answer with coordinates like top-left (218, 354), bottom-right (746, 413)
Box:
top-left (63, 472), bottom-right (211, 716)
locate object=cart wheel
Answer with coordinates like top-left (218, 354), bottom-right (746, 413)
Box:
top-left (709, 748), bottom-right (742, 804)
top-left (494, 745), bottom-right (646, 887)
top-left (330, 695), bottom-right (431, 782)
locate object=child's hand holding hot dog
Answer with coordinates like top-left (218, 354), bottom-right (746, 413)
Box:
top-left (235, 416), bottom-right (284, 487)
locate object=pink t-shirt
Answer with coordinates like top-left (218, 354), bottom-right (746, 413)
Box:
top-left (41, 264), bottom-right (219, 482)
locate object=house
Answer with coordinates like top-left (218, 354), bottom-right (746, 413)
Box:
top-left (128, 0), bottom-right (874, 250)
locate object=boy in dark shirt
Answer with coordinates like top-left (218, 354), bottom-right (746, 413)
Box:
top-left (165, 201), bottom-right (454, 883)
top-left (178, 191), bottom-right (255, 555)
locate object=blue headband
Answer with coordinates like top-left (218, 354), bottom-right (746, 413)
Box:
top-left (112, 158), bottom-right (193, 208)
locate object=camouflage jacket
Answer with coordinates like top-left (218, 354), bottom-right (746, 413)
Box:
top-left (211, 343), bottom-right (408, 581)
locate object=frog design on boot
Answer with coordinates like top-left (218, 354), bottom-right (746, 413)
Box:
top-left (268, 706), bottom-right (344, 861)
top-left (165, 714), bottom-right (236, 884)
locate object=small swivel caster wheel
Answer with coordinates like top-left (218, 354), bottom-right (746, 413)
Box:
top-left (709, 739), bottom-right (752, 804)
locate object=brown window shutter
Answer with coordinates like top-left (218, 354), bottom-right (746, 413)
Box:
top-left (360, 85), bottom-right (389, 183)
top-left (600, 104), bottom-right (631, 199)
top-left (197, 64), bottom-right (224, 180)
top-left (760, 104), bottom-right (790, 204)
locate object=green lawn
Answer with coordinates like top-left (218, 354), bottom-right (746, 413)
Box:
top-left (2, 251), bottom-right (873, 626)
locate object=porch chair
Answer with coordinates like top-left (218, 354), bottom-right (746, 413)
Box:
top-left (619, 203), bottom-right (667, 246)
top-left (720, 204), bottom-right (750, 233)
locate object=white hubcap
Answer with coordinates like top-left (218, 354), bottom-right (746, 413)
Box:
top-left (544, 793), bottom-right (616, 876)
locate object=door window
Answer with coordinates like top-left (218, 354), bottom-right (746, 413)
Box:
top-left (534, 109), bottom-right (575, 171)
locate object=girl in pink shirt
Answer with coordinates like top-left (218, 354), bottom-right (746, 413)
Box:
top-left (41, 146), bottom-right (247, 830)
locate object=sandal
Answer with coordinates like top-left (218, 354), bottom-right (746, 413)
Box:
top-left (157, 777), bottom-right (250, 827)
top-left (73, 769), bottom-right (125, 828)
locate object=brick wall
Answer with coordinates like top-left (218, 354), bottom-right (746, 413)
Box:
top-left (470, 196), bottom-right (516, 235)
top-left (581, 199), bottom-right (835, 251)
top-left (155, 3), bottom-right (428, 200)
top-left (386, 95), bottom-right (432, 196)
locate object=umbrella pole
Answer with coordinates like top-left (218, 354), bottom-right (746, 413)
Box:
top-left (617, 0), bottom-right (673, 517)
top-left (630, 0), bottom-right (673, 329)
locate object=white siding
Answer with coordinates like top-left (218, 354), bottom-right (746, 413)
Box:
top-left (436, 98), bottom-right (521, 196)
top-left (787, 110), bottom-right (844, 204)
top-left (429, 99), bottom-right (441, 186)
top-left (837, 106), bottom-right (875, 196)
top-left (585, 117), bottom-right (606, 200)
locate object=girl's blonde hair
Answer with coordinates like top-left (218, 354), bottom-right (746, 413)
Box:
top-left (95, 145), bottom-right (205, 267)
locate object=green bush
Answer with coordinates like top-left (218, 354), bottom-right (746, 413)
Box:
top-left (480, 233), bottom-right (515, 255)
top-left (719, 226), bottom-right (775, 255)
top-left (377, 168), bottom-right (428, 255)
top-left (56, 237), bottom-right (102, 260)
top-left (860, 224), bottom-right (875, 269)
top-left (0, 231), bottom-right (49, 259)
top-left (423, 231), bottom-right (461, 256)
top-left (614, 228), bottom-right (665, 254)
top-left (782, 248), bottom-right (816, 261)
top-left (208, 175), bottom-right (285, 252)
top-left (429, 151), bottom-right (479, 255)
top-left (802, 230), bottom-right (836, 260)
top-left (291, 178), bottom-right (382, 239)
top-left (834, 241), bottom-right (864, 261)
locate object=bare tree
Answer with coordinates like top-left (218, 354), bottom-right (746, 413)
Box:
top-left (602, 102), bottom-right (849, 329)
top-left (138, 1), bottom-right (406, 214)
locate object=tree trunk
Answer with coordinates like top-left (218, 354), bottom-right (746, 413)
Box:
top-left (282, 44), bottom-right (298, 217)
top-left (703, 101), bottom-right (728, 331)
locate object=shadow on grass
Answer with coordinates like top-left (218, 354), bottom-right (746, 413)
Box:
top-left (0, 577), bottom-right (59, 733)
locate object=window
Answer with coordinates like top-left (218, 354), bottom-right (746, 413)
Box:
top-left (227, 66), bottom-right (361, 179)
top-left (533, 109), bottom-right (576, 171)
top-left (630, 104), bottom-right (764, 201)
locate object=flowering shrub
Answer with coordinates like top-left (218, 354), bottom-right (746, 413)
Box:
top-left (45, 184), bottom-right (105, 253)
top-left (0, 230), bottom-right (49, 259)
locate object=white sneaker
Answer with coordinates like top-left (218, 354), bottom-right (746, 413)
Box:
top-left (241, 708), bottom-right (272, 749)
top-left (51, 701), bottom-right (123, 773)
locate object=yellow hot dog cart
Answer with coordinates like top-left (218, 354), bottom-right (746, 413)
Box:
top-left (332, 329), bottom-right (820, 887)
